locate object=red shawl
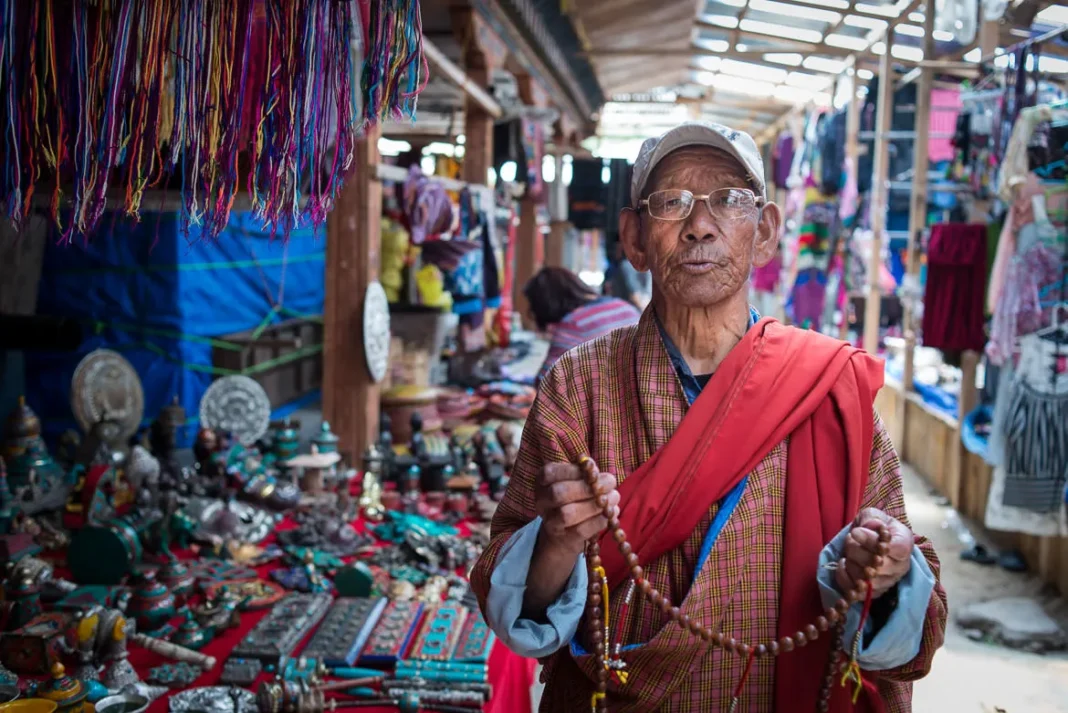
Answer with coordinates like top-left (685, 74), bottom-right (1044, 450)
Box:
top-left (598, 317), bottom-right (884, 713)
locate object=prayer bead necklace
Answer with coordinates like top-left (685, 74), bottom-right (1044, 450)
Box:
top-left (579, 457), bottom-right (889, 713)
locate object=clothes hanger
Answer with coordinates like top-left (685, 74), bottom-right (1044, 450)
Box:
top-left (1034, 303), bottom-right (1068, 345)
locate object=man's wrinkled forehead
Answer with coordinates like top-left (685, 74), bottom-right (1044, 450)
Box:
top-left (645, 146), bottom-right (751, 195)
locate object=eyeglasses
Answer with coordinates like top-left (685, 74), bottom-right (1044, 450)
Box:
top-left (639, 188), bottom-right (764, 222)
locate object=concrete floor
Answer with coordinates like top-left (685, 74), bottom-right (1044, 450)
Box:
top-left (529, 464), bottom-right (1068, 712)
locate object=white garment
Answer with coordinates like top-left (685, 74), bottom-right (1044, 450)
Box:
top-left (997, 106), bottom-right (1054, 203)
top-left (985, 465), bottom-right (1068, 536)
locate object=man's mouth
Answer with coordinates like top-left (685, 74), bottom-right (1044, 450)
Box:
top-left (678, 259), bottom-right (718, 274)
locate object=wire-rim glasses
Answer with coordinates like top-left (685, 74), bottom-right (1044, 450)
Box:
top-left (639, 188), bottom-right (764, 222)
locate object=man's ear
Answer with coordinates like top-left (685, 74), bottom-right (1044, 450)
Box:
top-left (619, 208), bottom-right (648, 271)
top-left (752, 202), bottom-right (782, 268)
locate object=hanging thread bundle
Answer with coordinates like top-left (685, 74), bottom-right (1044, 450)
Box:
top-left (0, 0), bottom-right (427, 240)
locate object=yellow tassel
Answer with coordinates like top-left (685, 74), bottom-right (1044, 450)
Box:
top-left (590, 691), bottom-right (605, 711)
top-left (839, 659), bottom-right (864, 704)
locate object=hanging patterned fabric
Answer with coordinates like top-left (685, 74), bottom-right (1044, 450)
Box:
top-left (445, 189), bottom-right (487, 320)
top-left (402, 164), bottom-right (454, 245)
top-left (0, 0), bottom-right (427, 240)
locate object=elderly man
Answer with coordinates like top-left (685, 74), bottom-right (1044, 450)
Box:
top-left (470, 122), bottom-right (946, 712)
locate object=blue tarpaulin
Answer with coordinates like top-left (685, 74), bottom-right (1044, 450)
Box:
top-left (26, 212), bottom-right (325, 446)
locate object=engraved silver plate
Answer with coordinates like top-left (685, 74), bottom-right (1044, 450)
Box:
top-left (198, 375), bottom-right (271, 446)
top-left (71, 349), bottom-right (145, 442)
top-left (362, 280), bottom-right (390, 383)
top-left (169, 686), bottom-right (256, 713)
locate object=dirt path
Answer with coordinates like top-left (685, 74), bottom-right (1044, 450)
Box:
top-left (902, 464), bottom-right (1068, 713)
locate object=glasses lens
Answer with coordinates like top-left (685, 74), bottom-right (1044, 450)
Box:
top-left (708, 189), bottom-right (758, 221)
top-left (647, 190), bottom-right (694, 220)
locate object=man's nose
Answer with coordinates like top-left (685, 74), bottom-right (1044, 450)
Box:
top-left (683, 198), bottom-right (718, 242)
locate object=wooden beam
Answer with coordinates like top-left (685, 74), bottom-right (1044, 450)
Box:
top-left (423, 38), bottom-right (502, 119)
top-left (694, 22), bottom-right (857, 56)
top-left (863, 47), bottom-right (894, 356)
top-left (472, 0), bottom-right (596, 133)
top-left (323, 125), bottom-right (382, 461)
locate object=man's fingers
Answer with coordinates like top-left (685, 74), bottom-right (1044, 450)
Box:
top-left (844, 533), bottom-right (878, 570)
top-left (855, 507), bottom-right (891, 527)
top-left (542, 479), bottom-right (595, 507)
top-left (844, 559), bottom-right (868, 586)
top-left (886, 522), bottom-right (914, 561)
top-left (834, 562), bottom-right (856, 595)
top-left (541, 462), bottom-right (583, 485)
top-left (556, 500), bottom-right (602, 528)
top-left (594, 472), bottom-right (618, 497)
top-left (849, 526), bottom-right (882, 553)
top-left (571, 516), bottom-right (610, 542)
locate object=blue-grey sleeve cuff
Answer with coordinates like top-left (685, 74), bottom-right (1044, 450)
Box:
top-left (817, 524), bottom-right (935, 671)
top-left (485, 517), bottom-right (587, 658)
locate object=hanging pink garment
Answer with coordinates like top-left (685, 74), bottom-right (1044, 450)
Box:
top-left (752, 253), bottom-right (782, 293)
top-left (928, 90), bottom-right (963, 163)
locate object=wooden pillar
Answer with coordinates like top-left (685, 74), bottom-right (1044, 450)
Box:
top-left (863, 48), bottom-right (894, 356)
top-left (840, 67), bottom-right (861, 342)
top-left (451, 7), bottom-right (499, 186)
top-left (947, 16), bottom-right (1000, 505)
top-left (546, 154), bottom-right (569, 268)
top-left (513, 74), bottom-right (549, 328)
top-left (515, 198), bottom-right (541, 327)
top-left (895, 11), bottom-right (935, 464)
top-left (323, 125), bottom-right (382, 460)
top-left (901, 6), bottom-right (936, 394)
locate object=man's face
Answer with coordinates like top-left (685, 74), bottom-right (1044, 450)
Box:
top-left (619, 146), bottom-right (780, 309)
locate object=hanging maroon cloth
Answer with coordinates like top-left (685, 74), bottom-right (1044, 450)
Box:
top-left (921, 223), bottom-right (988, 351)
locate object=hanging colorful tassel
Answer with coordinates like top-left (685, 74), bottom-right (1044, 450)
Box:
top-left (0, 0), bottom-right (428, 242)
top-left (362, 0), bottom-right (428, 125)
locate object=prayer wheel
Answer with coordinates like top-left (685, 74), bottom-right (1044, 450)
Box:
top-left (67, 513), bottom-right (156, 585)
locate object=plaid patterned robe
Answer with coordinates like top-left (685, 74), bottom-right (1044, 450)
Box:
top-left (471, 311), bottom-right (947, 712)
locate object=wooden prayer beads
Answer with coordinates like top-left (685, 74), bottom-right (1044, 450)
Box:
top-left (579, 457), bottom-right (891, 713)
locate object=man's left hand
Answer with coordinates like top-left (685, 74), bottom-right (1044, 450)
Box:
top-left (834, 507), bottom-right (913, 600)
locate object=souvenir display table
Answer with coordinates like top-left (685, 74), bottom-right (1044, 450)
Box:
top-left (117, 514), bottom-right (536, 713)
top-left (0, 352), bottom-right (533, 713)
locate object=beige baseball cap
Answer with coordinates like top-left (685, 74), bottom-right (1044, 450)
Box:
top-left (630, 121), bottom-right (767, 207)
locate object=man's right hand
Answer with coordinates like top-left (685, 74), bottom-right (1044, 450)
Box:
top-left (534, 462), bottom-right (620, 556)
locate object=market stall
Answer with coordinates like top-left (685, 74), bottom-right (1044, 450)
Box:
top-left (814, 22), bottom-right (1068, 592)
top-left (0, 0), bottom-right (570, 710)
top-left (0, 371), bottom-right (535, 713)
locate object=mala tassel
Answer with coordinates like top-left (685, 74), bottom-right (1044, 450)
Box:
top-left (839, 583), bottom-right (875, 704)
top-left (727, 646), bottom-right (757, 713)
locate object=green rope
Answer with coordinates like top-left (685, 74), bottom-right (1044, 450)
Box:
top-left (50, 252), bottom-right (325, 276)
top-left (90, 320), bottom-right (247, 351)
top-left (132, 341), bottom-right (324, 377)
top-left (89, 306), bottom-right (323, 352)
top-left (249, 306), bottom-right (281, 341)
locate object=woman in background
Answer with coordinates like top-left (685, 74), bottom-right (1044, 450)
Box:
top-left (524, 266), bottom-right (641, 386)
